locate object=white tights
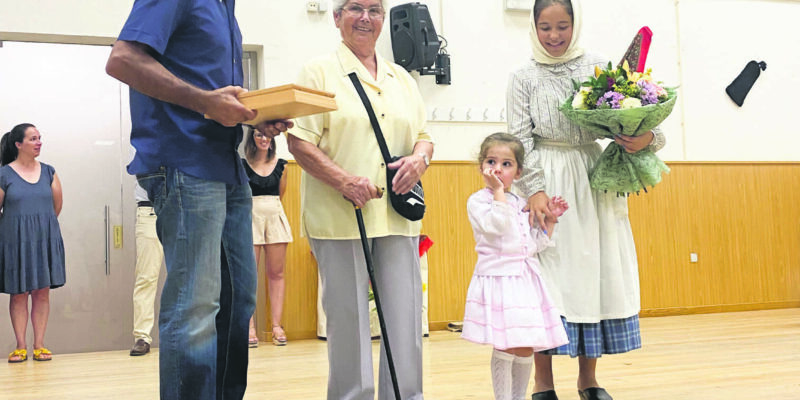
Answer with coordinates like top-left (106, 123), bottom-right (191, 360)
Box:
top-left (491, 348), bottom-right (533, 400)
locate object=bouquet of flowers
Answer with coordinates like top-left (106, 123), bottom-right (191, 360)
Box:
top-left (559, 60), bottom-right (677, 195)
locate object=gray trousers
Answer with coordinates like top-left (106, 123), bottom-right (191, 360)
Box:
top-left (310, 236), bottom-right (424, 400)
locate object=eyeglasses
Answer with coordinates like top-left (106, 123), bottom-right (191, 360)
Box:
top-left (253, 132), bottom-right (270, 140)
top-left (342, 4), bottom-right (385, 19)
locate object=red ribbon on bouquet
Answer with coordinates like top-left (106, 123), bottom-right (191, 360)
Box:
top-left (618, 26), bottom-right (652, 72)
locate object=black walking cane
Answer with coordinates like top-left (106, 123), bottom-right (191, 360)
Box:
top-left (351, 188), bottom-right (403, 400)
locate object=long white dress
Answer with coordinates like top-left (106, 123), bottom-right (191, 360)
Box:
top-left (506, 53), bottom-right (666, 324)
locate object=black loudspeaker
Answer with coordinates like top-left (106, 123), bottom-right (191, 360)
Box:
top-left (390, 3), bottom-right (440, 71)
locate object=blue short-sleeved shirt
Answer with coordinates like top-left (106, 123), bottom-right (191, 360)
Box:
top-left (118, 0), bottom-right (247, 185)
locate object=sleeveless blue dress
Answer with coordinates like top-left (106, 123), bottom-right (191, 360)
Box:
top-left (0, 162), bottom-right (66, 294)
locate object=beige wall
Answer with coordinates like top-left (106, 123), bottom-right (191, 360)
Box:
top-left (3, 0), bottom-right (799, 163)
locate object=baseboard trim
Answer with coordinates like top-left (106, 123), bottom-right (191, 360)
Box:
top-left (640, 301), bottom-right (800, 317)
top-left (429, 321), bottom-right (451, 331)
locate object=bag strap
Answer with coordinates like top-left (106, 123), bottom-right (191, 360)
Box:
top-left (348, 72), bottom-right (392, 164)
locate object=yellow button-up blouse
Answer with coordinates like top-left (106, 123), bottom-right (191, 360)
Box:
top-left (288, 42), bottom-right (432, 240)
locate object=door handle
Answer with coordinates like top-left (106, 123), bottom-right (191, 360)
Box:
top-left (104, 205), bottom-right (110, 275)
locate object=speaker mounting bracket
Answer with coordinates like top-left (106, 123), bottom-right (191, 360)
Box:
top-left (417, 53), bottom-right (451, 85)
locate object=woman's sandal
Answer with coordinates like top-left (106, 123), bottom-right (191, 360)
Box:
top-left (8, 349), bottom-right (27, 363)
top-left (248, 325), bottom-right (259, 348)
top-left (33, 348), bottom-right (52, 362)
top-left (272, 325), bottom-right (287, 346)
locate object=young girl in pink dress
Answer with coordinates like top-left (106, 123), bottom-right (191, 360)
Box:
top-left (462, 132), bottom-right (569, 400)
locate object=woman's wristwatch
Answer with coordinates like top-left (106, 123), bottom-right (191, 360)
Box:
top-left (417, 153), bottom-right (430, 167)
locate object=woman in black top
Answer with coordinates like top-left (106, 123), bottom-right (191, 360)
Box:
top-left (243, 130), bottom-right (292, 347)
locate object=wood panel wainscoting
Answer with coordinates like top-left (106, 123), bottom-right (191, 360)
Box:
top-left (256, 161), bottom-right (800, 340)
top-left (629, 162), bottom-right (800, 316)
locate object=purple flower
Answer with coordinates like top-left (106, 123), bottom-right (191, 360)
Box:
top-left (637, 81), bottom-right (660, 105)
top-left (596, 91), bottom-right (625, 109)
top-left (606, 77), bottom-right (615, 89)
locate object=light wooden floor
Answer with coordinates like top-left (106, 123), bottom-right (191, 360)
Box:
top-left (3, 309), bottom-right (799, 399)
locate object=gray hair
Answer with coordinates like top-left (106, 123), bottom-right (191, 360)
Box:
top-left (332, 0), bottom-right (388, 13)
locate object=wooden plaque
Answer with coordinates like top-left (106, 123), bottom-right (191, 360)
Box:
top-left (237, 84), bottom-right (338, 126)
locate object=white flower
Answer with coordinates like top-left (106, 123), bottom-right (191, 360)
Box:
top-left (620, 97), bottom-right (642, 109)
top-left (572, 90), bottom-right (589, 109)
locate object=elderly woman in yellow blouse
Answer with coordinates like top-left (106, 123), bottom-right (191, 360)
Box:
top-left (286, 1), bottom-right (432, 399)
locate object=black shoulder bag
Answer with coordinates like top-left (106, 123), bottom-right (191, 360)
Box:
top-left (348, 72), bottom-right (426, 221)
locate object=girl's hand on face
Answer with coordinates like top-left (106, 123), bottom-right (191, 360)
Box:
top-left (482, 168), bottom-right (504, 192)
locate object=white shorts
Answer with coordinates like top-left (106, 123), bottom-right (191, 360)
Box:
top-left (251, 195), bottom-right (293, 245)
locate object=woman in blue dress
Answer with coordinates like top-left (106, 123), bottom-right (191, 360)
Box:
top-left (0, 123), bottom-right (65, 363)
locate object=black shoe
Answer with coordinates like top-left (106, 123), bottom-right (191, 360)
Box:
top-left (446, 322), bottom-right (462, 332)
top-left (532, 390), bottom-right (558, 400)
top-left (130, 339), bottom-right (150, 356)
top-left (578, 387), bottom-right (613, 400)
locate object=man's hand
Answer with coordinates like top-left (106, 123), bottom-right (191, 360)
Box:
top-left (203, 86), bottom-right (257, 127)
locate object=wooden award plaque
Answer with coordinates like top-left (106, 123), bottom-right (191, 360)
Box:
top-left (237, 84), bottom-right (338, 126)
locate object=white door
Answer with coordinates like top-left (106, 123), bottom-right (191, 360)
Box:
top-left (0, 41), bottom-right (138, 352)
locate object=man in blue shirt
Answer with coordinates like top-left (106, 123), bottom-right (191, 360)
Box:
top-left (106, 1), bottom-right (290, 399)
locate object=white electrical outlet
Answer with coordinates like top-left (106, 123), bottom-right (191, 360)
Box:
top-left (690, 253), bottom-right (698, 263)
top-left (306, 1), bottom-right (320, 12)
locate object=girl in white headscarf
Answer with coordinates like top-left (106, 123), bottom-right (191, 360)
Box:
top-left (506, 1), bottom-right (666, 399)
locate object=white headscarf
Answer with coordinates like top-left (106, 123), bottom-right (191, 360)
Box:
top-left (529, 0), bottom-right (584, 64)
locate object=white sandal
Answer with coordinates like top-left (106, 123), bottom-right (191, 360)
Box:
top-left (272, 325), bottom-right (287, 346)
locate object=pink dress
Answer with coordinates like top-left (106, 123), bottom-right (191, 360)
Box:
top-left (461, 188), bottom-right (569, 351)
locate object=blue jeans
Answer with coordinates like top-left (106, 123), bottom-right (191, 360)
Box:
top-left (138, 167), bottom-right (257, 400)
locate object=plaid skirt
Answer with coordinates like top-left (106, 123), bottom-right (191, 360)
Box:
top-left (541, 315), bottom-right (641, 358)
